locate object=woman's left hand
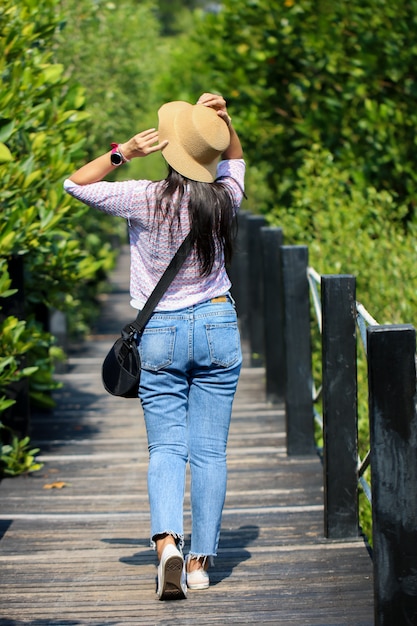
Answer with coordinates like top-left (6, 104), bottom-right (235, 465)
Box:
top-left (120, 129), bottom-right (168, 161)
top-left (197, 93), bottom-right (232, 127)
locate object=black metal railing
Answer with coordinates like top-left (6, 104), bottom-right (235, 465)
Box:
top-left (230, 211), bottom-right (417, 626)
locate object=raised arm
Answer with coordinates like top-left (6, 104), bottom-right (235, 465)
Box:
top-left (68, 129), bottom-right (168, 185)
top-left (196, 93), bottom-right (243, 160)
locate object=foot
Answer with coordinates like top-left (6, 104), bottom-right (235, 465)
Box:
top-left (157, 544), bottom-right (187, 600)
top-left (185, 555), bottom-right (210, 590)
top-left (156, 534), bottom-right (177, 562)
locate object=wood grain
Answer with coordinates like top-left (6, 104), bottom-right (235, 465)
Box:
top-left (0, 247), bottom-right (374, 625)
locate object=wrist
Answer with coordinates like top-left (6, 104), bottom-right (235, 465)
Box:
top-left (118, 142), bottom-right (133, 161)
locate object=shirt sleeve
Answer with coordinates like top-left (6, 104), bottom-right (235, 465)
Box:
top-left (216, 159), bottom-right (246, 207)
top-left (63, 178), bottom-right (152, 221)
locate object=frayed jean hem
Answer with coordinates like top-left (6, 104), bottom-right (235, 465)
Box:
top-left (150, 531), bottom-right (184, 553)
top-left (188, 553), bottom-right (215, 568)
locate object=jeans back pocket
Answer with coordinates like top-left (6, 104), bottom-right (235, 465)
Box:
top-left (205, 321), bottom-right (240, 368)
top-left (138, 326), bottom-right (176, 371)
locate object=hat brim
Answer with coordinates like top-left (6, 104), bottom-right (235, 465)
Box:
top-left (158, 101), bottom-right (229, 183)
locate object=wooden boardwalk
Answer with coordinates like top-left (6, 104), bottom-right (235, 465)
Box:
top-left (0, 248), bottom-right (374, 625)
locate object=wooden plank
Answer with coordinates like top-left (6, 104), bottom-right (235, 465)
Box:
top-left (0, 246), bottom-right (374, 625)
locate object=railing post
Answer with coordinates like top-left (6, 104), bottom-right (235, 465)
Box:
top-left (230, 210), bottom-right (250, 341)
top-left (49, 308), bottom-right (68, 373)
top-left (281, 245), bottom-right (315, 455)
top-left (261, 227), bottom-right (285, 404)
top-left (367, 324), bottom-right (417, 626)
top-left (247, 215), bottom-right (266, 367)
top-left (321, 275), bottom-right (359, 538)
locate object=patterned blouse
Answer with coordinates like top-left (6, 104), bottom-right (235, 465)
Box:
top-left (64, 159), bottom-right (245, 311)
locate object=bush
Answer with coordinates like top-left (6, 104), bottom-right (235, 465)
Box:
top-left (270, 145), bottom-right (417, 324)
top-left (0, 0), bottom-right (120, 423)
top-left (0, 422), bottom-right (43, 478)
top-left (269, 144), bottom-right (417, 540)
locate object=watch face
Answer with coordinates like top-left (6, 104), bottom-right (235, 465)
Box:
top-left (111, 151), bottom-right (123, 165)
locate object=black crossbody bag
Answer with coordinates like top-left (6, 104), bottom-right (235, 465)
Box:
top-left (102, 232), bottom-right (193, 398)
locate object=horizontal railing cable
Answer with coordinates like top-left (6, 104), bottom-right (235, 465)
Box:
top-left (307, 267), bottom-right (322, 333)
top-left (356, 302), bottom-right (378, 353)
top-left (307, 267), bottom-right (323, 425)
top-left (355, 302), bottom-right (379, 504)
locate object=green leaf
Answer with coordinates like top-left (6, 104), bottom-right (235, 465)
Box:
top-left (0, 120), bottom-right (14, 143)
top-left (0, 288), bottom-right (18, 299)
top-left (20, 366), bottom-right (39, 377)
top-left (0, 397), bottom-right (16, 413)
top-left (0, 142), bottom-right (13, 163)
top-left (40, 63), bottom-right (64, 84)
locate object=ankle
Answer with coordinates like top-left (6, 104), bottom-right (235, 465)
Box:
top-left (186, 556), bottom-right (209, 573)
top-left (155, 534), bottom-right (177, 561)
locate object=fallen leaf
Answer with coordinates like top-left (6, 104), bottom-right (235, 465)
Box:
top-left (43, 481), bottom-right (68, 489)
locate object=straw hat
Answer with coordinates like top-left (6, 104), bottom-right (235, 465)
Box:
top-left (158, 101), bottom-right (230, 183)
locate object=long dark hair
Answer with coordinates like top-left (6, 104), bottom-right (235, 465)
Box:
top-left (154, 167), bottom-right (237, 277)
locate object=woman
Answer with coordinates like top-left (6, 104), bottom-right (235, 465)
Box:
top-left (64, 93), bottom-right (245, 600)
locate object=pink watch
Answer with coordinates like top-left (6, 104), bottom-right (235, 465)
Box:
top-left (110, 143), bottom-right (129, 166)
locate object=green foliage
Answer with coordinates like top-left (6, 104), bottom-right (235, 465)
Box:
top-left (174, 0), bottom-right (417, 216)
top-left (156, 0), bottom-right (206, 35)
top-left (55, 0), bottom-right (162, 152)
top-left (277, 145), bottom-right (417, 541)
top-left (0, 0), bottom-right (121, 419)
top-left (0, 422), bottom-right (43, 478)
top-left (0, 312), bottom-right (65, 409)
top-left (269, 144), bottom-right (417, 324)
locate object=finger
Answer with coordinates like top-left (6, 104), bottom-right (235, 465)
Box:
top-left (137, 128), bottom-right (158, 141)
top-left (145, 133), bottom-right (165, 147)
top-left (199, 95), bottom-right (219, 104)
top-left (197, 93), bottom-right (212, 104)
top-left (217, 110), bottom-right (230, 123)
top-left (200, 97), bottom-right (226, 111)
top-left (197, 93), bottom-right (222, 106)
top-left (147, 140), bottom-right (168, 154)
top-left (135, 130), bottom-right (159, 151)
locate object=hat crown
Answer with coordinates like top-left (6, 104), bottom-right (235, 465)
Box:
top-left (158, 101), bottom-right (230, 182)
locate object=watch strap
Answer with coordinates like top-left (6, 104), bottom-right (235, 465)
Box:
top-left (110, 143), bottom-right (130, 165)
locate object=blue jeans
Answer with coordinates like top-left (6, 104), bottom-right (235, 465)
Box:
top-left (137, 295), bottom-right (242, 559)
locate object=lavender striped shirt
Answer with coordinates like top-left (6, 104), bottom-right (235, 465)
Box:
top-left (64, 159), bottom-right (245, 311)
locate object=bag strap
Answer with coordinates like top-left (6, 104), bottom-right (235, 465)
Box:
top-left (124, 231), bottom-right (194, 337)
